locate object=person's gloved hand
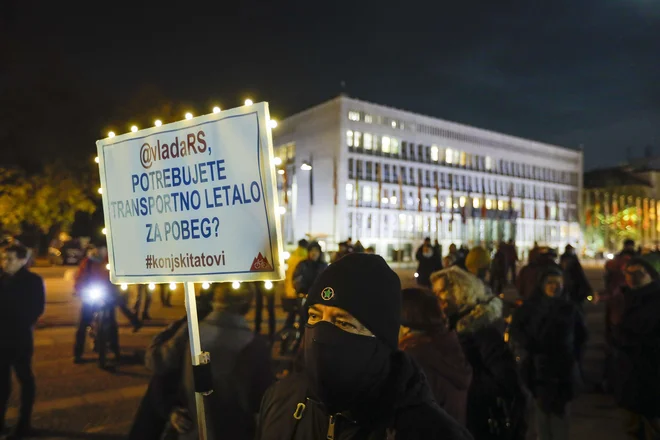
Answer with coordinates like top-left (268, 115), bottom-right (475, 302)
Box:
top-left (170, 407), bottom-right (194, 434)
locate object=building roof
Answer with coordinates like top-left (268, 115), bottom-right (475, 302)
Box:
top-left (584, 166), bottom-right (652, 189)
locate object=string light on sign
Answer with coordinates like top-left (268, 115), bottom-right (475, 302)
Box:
top-left (108, 131), bottom-right (116, 138)
top-left (185, 112), bottom-right (193, 120)
top-left (268, 119), bottom-right (278, 129)
top-left (244, 99), bottom-right (253, 106)
top-left (155, 120), bottom-right (162, 127)
top-left (212, 106), bottom-right (221, 114)
top-left (131, 125), bottom-right (138, 133)
top-left (94, 156), bottom-right (99, 163)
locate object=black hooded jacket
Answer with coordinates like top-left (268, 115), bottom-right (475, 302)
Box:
top-left (256, 351), bottom-right (473, 440)
top-left (611, 280), bottom-right (660, 417)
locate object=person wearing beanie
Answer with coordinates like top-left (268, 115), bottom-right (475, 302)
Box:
top-left (608, 256), bottom-right (660, 438)
top-left (256, 253), bottom-right (473, 440)
top-left (509, 264), bottom-right (587, 440)
top-left (430, 266), bottom-right (527, 439)
top-left (465, 246), bottom-right (491, 281)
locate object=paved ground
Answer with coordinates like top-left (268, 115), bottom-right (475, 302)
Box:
top-left (1, 262), bottom-right (624, 439)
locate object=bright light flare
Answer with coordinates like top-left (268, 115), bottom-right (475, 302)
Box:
top-left (101, 228), bottom-right (107, 235)
top-left (213, 106), bottom-right (221, 114)
top-left (169, 282), bottom-right (177, 291)
top-left (108, 131), bottom-right (116, 138)
top-left (105, 264), bottom-right (111, 270)
top-left (264, 281), bottom-right (273, 290)
top-left (244, 99), bottom-right (253, 106)
top-left (97, 187), bottom-right (103, 194)
top-left (202, 282), bottom-right (210, 290)
top-left (148, 283), bottom-right (156, 291)
top-left (232, 281), bottom-right (241, 290)
top-left (120, 284), bottom-right (128, 291)
top-left (587, 295), bottom-right (594, 302)
top-left (155, 119), bottom-right (162, 127)
top-left (301, 163), bottom-right (312, 171)
top-left (273, 157), bottom-right (283, 166)
top-left (131, 126), bottom-right (138, 133)
top-left (277, 169), bottom-right (285, 175)
top-left (282, 251), bottom-right (291, 261)
top-left (606, 253), bottom-right (614, 260)
top-left (94, 156), bottom-right (99, 164)
top-left (185, 112), bottom-right (193, 120)
top-left (277, 206), bottom-right (287, 215)
top-left (269, 119), bottom-right (278, 129)
top-left (414, 272), bottom-right (419, 278)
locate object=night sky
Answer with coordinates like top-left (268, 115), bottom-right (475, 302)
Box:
top-left (2, 0), bottom-right (659, 170)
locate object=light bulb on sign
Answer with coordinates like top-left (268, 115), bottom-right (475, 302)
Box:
top-left (232, 281), bottom-right (241, 290)
top-left (169, 282), bottom-right (177, 291)
top-left (97, 187), bottom-right (103, 194)
top-left (108, 131), bottom-right (116, 138)
top-left (273, 157), bottom-right (282, 166)
top-left (212, 106), bottom-right (221, 114)
top-left (106, 264), bottom-right (111, 270)
top-left (131, 126), bottom-right (138, 133)
top-left (148, 283), bottom-right (156, 291)
top-left (244, 99), bottom-right (253, 106)
top-left (185, 112), bottom-right (193, 120)
top-left (268, 119), bottom-right (278, 129)
top-left (202, 282), bottom-right (210, 290)
top-left (120, 284), bottom-right (128, 291)
top-left (277, 169), bottom-right (285, 175)
top-left (264, 281), bottom-right (273, 290)
top-left (282, 251), bottom-right (291, 261)
top-left (155, 119), bottom-right (162, 127)
top-left (277, 206), bottom-right (286, 215)
top-left (94, 156), bottom-right (99, 164)
top-left (101, 228), bottom-right (107, 235)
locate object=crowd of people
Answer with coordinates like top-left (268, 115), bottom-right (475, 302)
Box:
top-left (1, 234), bottom-right (659, 439)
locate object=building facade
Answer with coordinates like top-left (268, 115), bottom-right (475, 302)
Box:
top-left (273, 96), bottom-right (582, 260)
top-left (584, 161), bottom-right (660, 252)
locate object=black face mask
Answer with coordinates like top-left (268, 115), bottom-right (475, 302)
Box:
top-left (304, 321), bottom-right (391, 414)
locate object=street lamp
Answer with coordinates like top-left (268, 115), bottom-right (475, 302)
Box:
top-left (301, 157), bottom-right (314, 234)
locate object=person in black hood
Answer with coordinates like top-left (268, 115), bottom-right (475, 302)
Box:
top-left (256, 253), bottom-right (473, 440)
top-left (509, 264), bottom-right (587, 440)
top-left (559, 247), bottom-right (592, 307)
top-left (416, 237), bottom-right (442, 288)
top-left (292, 241), bottom-right (328, 296)
top-left (610, 255), bottom-right (660, 439)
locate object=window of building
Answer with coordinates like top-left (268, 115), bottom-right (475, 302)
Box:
top-left (364, 133), bottom-right (373, 150)
top-left (445, 148), bottom-right (454, 164)
top-left (391, 138), bottom-right (400, 155)
top-left (418, 144), bottom-right (424, 161)
top-left (425, 170), bottom-right (430, 186)
top-left (410, 167), bottom-right (415, 185)
top-left (485, 156), bottom-right (492, 170)
top-left (432, 196), bottom-right (438, 207)
top-left (390, 194), bottom-right (398, 205)
top-left (363, 186), bottom-right (372, 202)
top-left (354, 131), bottom-right (362, 148)
top-left (401, 142), bottom-right (408, 159)
top-left (356, 160), bottom-right (363, 178)
top-left (393, 166), bottom-right (398, 182)
top-left (346, 130), bottom-right (353, 147)
top-left (383, 164), bottom-right (390, 181)
top-left (348, 158), bottom-right (354, 178)
top-left (453, 149), bottom-right (460, 165)
top-left (446, 196), bottom-right (453, 208)
top-left (364, 114), bottom-right (373, 124)
top-left (401, 167), bottom-right (407, 184)
top-left (366, 162), bottom-right (373, 180)
top-left (346, 183), bottom-right (353, 201)
top-left (382, 136), bottom-right (391, 153)
top-left (460, 152), bottom-right (466, 167)
top-left (348, 111), bottom-right (360, 121)
top-left (408, 192), bottom-right (414, 207)
top-left (431, 145), bottom-right (439, 162)
top-left (367, 214), bottom-right (372, 231)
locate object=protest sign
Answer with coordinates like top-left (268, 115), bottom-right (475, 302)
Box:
top-left (96, 103), bottom-right (284, 284)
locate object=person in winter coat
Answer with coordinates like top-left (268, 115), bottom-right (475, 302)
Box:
top-left (559, 250), bottom-right (592, 307)
top-left (610, 255), bottom-right (660, 439)
top-left (505, 239), bottom-right (519, 283)
top-left (399, 287), bottom-right (473, 426)
top-left (127, 296), bottom-right (214, 440)
top-left (256, 254), bottom-right (474, 440)
top-left (516, 248), bottom-right (557, 300)
top-left (146, 283), bottom-right (275, 440)
top-left (416, 237), bottom-right (443, 288)
top-left (509, 265), bottom-right (587, 440)
top-left (283, 239), bottom-right (308, 328)
top-left (0, 244), bottom-right (45, 439)
top-left (293, 241), bottom-right (328, 296)
top-left (430, 266), bottom-right (527, 440)
top-left (491, 243), bottom-right (509, 295)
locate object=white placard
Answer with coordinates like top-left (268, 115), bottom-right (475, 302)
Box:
top-left (96, 103), bottom-right (283, 284)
